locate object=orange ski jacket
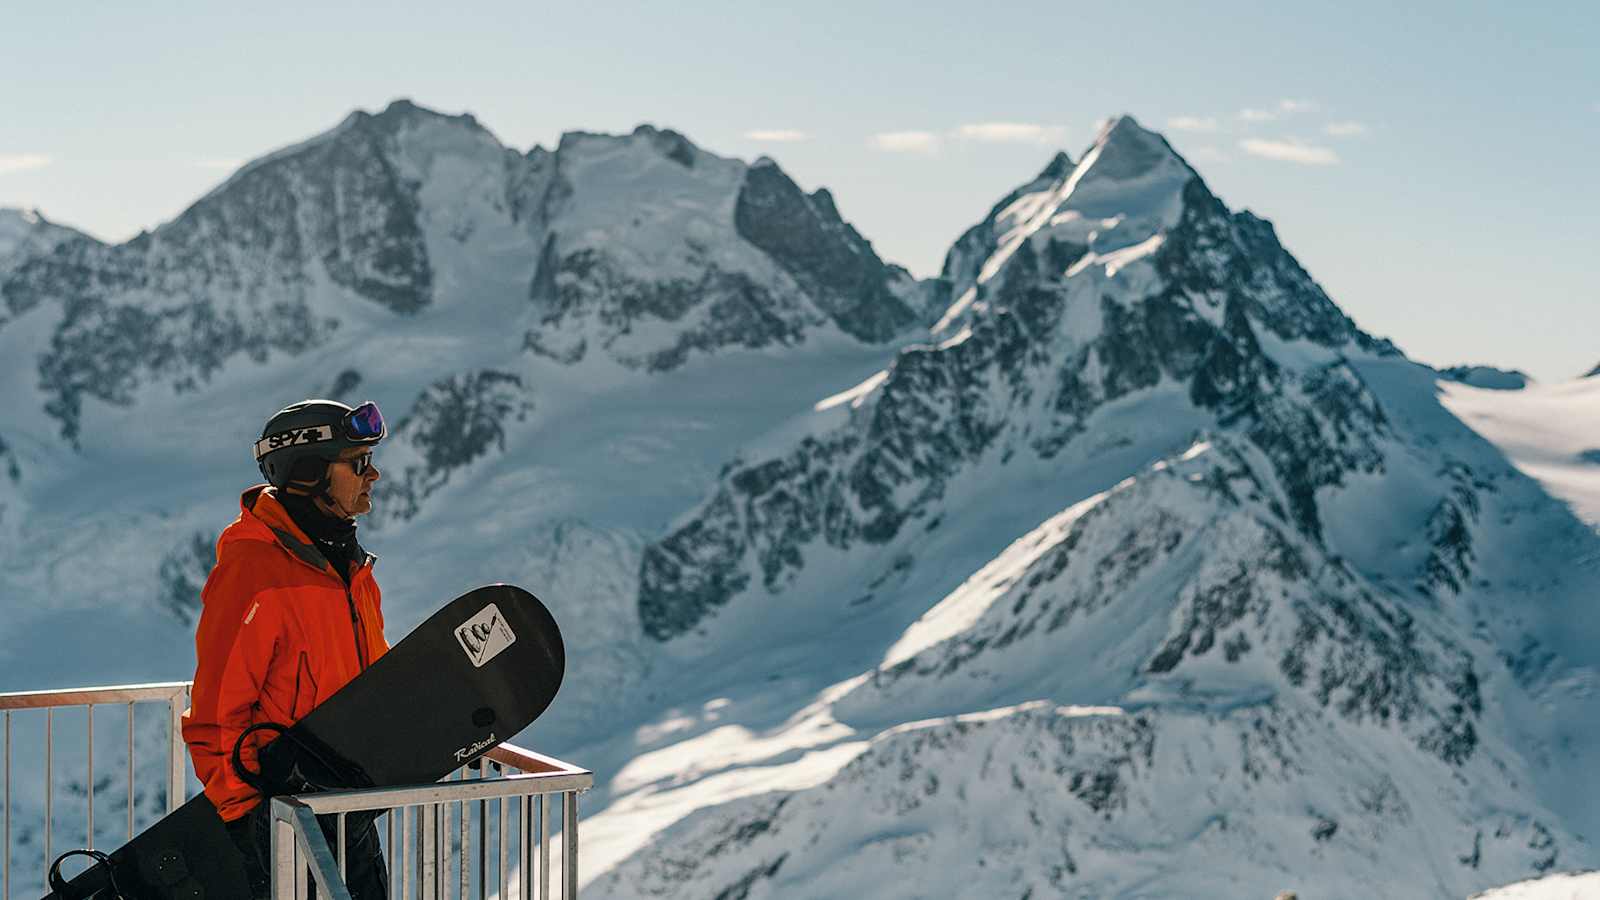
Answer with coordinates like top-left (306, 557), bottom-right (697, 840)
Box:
top-left (181, 485), bottom-right (389, 822)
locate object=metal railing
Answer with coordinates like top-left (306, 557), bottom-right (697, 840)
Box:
top-left (0, 681), bottom-right (191, 900)
top-left (0, 682), bottom-right (590, 900)
top-left (272, 743), bottom-right (590, 899)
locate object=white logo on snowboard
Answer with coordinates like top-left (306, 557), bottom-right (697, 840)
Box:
top-left (454, 733), bottom-right (497, 761)
top-left (454, 603), bottom-right (516, 668)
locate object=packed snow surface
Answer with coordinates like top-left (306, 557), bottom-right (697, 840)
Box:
top-left (1439, 374), bottom-right (1600, 527)
top-left (1472, 871), bottom-right (1600, 898)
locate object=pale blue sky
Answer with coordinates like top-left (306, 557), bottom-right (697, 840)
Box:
top-left (2, 1), bottom-right (1595, 380)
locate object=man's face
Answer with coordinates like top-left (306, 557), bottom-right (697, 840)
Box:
top-left (321, 446), bottom-right (381, 517)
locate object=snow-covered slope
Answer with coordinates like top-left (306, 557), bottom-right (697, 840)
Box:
top-left (583, 117), bottom-right (1600, 898)
top-left (1473, 871), bottom-right (1600, 899)
top-left (1440, 375), bottom-right (1600, 527)
top-left (2, 106), bottom-right (1598, 900)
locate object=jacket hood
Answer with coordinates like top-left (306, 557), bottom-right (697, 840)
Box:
top-left (221, 484), bottom-right (338, 577)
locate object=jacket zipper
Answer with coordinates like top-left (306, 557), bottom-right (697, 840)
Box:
top-left (346, 589), bottom-right (367, 671)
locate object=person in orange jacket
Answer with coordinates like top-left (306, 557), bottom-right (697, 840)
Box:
top-left (181, 399), bottom-right (391, 900)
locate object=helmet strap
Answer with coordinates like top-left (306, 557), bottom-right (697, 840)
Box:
top-left (308, 471), bottom-right (354, 520)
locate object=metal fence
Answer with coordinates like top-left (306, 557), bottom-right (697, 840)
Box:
top-left (0, 682), bottom-right (590, 900)
top-left (273, 745), bottom-right (589, 900)
top-left (0, 681), bottom-right (191, 900)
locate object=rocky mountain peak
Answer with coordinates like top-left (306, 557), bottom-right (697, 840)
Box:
top-left (628, 123), bottom-right (700, 168)
top-left (1037, 149), bottom-right (1075, 182)
top-left (0, 208), bottom-right (90, 281)
top-left (1082, 114), bottom-right (1183, 181)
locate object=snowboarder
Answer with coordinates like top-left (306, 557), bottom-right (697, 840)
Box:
top-left (180, 399), bottom-right (391, 899)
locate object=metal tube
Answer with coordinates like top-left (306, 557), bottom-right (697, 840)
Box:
top-left (386, 810), bottom-right (395, 900)
top-left (338, 812), bottom-right (348, 882)
top-left (168, 691), bottom-right (185, 813)
top-left (538, 794), bottom-right (549, 900)
top-left (497, 793), bottom-right (507, 900)
top-left (310, 807), bottom-right (353, 900)
top-left (44, 708), bottom-right (51, 884)
top-left (0, 682), bottom-right (194, 710)
top-left (285, 773), bottom-right (593, 816)
top-left (86, 704), bottom-right (94, 849)
top-left (271, 800), bottom-right (296, 900)
top-left (518, 795), bottom-right (530, 900)
top-left (6, 709), bottom-right (11, 900)
top-left (421, 803), bottom-right (437, 900)
top-left (478, 762), bottom-right (487, 900)
top-left (561, 792), bottom-right (578, 900)
top-left (127, 701), bottom-right (135, 839)
top-left (459, 770), bottom-right (470, 900)
top-left (400, 807), bottom-right (412, 900)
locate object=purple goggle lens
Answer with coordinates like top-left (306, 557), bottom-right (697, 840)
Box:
top-left (345, 402), bottom-right (386, 442)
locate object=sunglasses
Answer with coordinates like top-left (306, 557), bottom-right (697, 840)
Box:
top-left (339, 452), bottom-right (376, 476)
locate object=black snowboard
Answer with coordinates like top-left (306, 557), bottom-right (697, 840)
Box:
top-left (45, 584), bottom-right (564, 899)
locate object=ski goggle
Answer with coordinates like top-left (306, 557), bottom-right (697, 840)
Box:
top-left (345, 402), bottom-right (386, 442)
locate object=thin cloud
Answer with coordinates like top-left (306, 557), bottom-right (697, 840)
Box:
top-left (1168, 116), bottom-right (1220, 133)
top-left (955, 122), bottom-right (1067, 144)
top-left (870, 131), bottom-right (940, 153)
top-left (1239, 100), bottom-right (1317, 124)
top-left (1324, 121), bottom-right (1369, 137)
top-left (744, 130), bottom-right (809, 142)
top-left (1240, 138), bottom-right (1339, 165)
top-left (0, 154), bottom-right (52, 175)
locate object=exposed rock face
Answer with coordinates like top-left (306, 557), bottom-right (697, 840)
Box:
top-left (638, 116), bottom-right (1398, 640)
top-left (157, 531), bottom-right (214, 625)
top-left (0, 101), bottom-right (470, 441)
top-left (2, 101), bottom-right (929, 445)
top-left (734, 160), bottom-right (919, 343)
top-left (374, 369), bottom-right (531, 522)
top-left (1439, 365), bottom-right (1530, 391)
top-left (519, 129), bottom-right (929, 372)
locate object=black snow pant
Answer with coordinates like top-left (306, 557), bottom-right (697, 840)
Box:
top-left (225, 802), bottom-right (390, 900)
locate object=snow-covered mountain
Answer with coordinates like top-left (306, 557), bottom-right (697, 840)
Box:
top-left (585, 117), bottom-right (1600, 899)
top-left (2, 103), bottom-right (1598, 899)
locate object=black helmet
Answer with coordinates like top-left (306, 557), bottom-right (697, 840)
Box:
top-left (254, 399), bottom-right (387, 489)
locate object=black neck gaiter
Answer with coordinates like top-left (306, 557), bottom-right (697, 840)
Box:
top-left (278, 491), bottom-right (362, 585)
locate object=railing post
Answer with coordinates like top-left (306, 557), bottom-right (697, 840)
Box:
top-left (85, 704), bottom-right (93, 850)
top-left (273, 797), bottom-right (353, 900)
top-left (539, 793), bottom-right (550, 900)
top-left (562, 791), bottom-right (578, 900)
top-left (270, 799), bottom-right (296, 900)
top-left (519, 795), bottom-right (531, 900)
top-left (420, 801), bottom-right (438, 900)
top-left (167, 689), bottom-right (185, 814)
top-left (5, 710), bottom-right (11, 900)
